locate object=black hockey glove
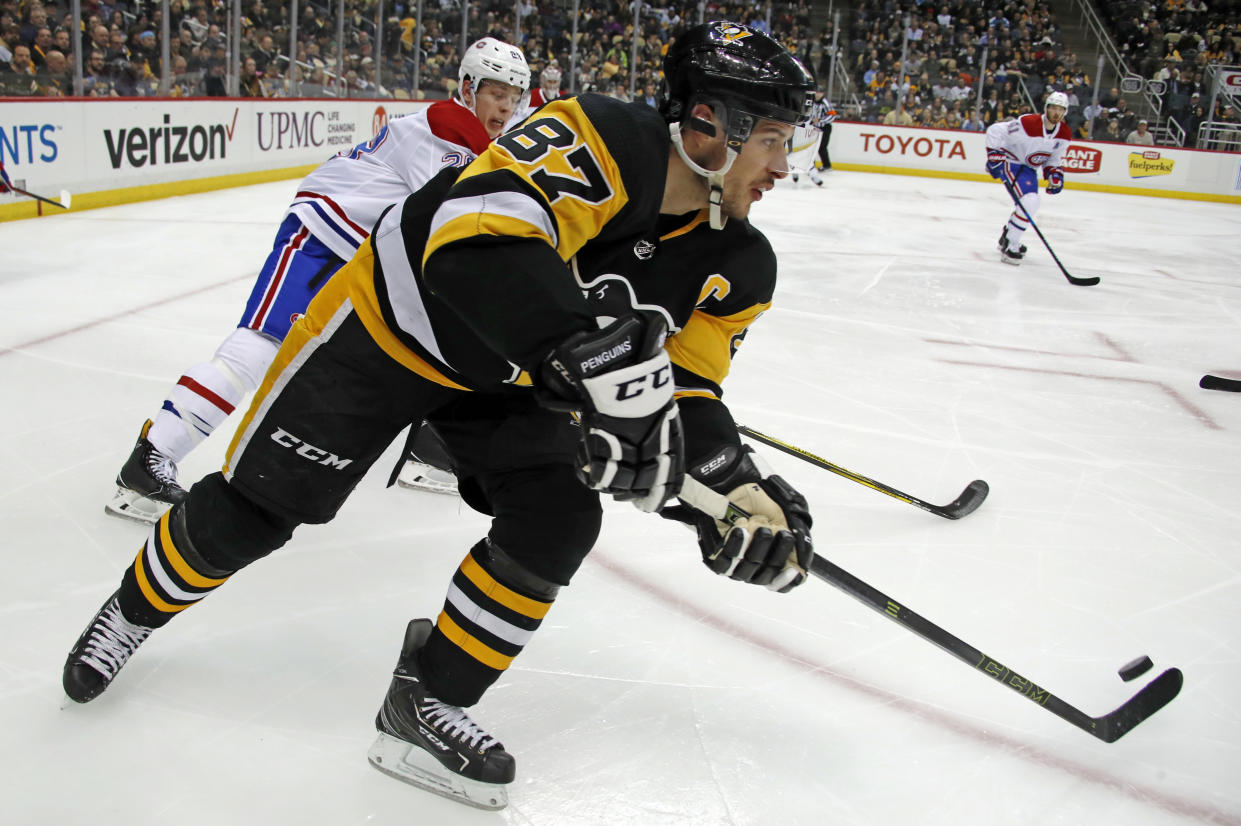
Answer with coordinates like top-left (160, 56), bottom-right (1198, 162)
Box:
top-left (663, 445), bottom-right (812, 593)
top-left (536, 314), bottom-right (684, 513)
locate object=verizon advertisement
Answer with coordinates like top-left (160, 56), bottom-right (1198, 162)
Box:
top-left (832, 121), bottom-right (1241, 199)
top-left (3, 100), bottom-right (1238, 212)
top-left (1, 98), bottom-right (428, 200)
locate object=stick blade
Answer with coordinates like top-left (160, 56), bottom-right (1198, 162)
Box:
top-left (1200, 374), bottom-right (1241, 392)
top-left (936, 479), bottom-right (989, 519)
top-left (1094, 667), bottom-right (1183, 743)
top-left (59, 190), bottom-right (72, 209)
top-left (1066, 274), bottom-right (1101, 287)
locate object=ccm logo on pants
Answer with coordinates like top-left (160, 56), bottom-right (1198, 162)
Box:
top-left (270, 427), bottom-right (353, 469)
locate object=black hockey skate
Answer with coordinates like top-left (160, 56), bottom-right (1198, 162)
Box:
top-left (395, 424), bottom-right (459, 495)
top-left (368, 619), bottom-right (515, 810)
top-left (63, 589), bottom-right (154, 703)
top-left (999, 246), bottom-right (1025, 265)
top-left (106, 419), bottom-right (187, 524)
top-left (395, 455), bottom-right (459, 495)
top-left (998, 226), bottom-right (1028, 255)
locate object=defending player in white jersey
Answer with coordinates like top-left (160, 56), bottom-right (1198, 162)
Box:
top-left (786, 120), bottom-right (823, 186)
top-left (105, 37), bottom-right (530, 524)
top-left (985, 90), bottom-right (1070, 265)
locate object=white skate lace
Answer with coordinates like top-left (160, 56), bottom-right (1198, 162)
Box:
top-left (146, 450), bottom-right (179, 486)
top-left (80, 599), bottom-right (153, 678)
top-left (420, 699), bottom-right (500, 751)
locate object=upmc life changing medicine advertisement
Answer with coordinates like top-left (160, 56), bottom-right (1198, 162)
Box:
top-left (1, 98), bottom-right (429, 197)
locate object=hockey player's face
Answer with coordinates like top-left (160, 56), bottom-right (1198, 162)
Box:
top-left (1045, 104), bottom-right (1066, 125)
top-left (473, 81), bottom-right (524, 138)
top-left (722, 120), bottom-right (795, 219)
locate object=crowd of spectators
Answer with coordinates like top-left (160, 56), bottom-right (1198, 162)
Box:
top-left (841, 0), bottom-right (1096, 134)
top-left (0, 0), bottom-right (824, 100)
top-left (1, 0), bottom-right (1237, 148)
top-left (1094, 0), bottom-right (1239, 147)
top-left (835, 0), bottom-right (1240, 148)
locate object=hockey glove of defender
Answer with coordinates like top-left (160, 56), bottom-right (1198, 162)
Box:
top-left (985, 149), bottom-right (1014, 183)
top-left (663, 444), bottom-right (813, 593)
top-left (536, 314), bottom-right (684, 513)
top-left (1044, 165), bottom-right (1065, 195)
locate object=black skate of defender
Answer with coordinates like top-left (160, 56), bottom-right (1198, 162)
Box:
top-left (368, 619), bottom-right (515, 809)
top-left (105, 419), bottom-right (188, 524)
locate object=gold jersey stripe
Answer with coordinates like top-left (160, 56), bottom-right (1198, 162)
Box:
top-left (660, 209), bottom-right (710, 241)
top-left (425, 211), bottom-right (555, 268)
top-left (674, 389), bottom-right (720, 400)
top-left (158, 516), bottom-right (229, 589)
top-left (133, 550), bottom-right (193, 614)
top-left (436, 610), bottom-right (516, 671)
top-left (459, 553), bottom-right (553, 620)
top-left (666, 303), bottom-right (770, 388)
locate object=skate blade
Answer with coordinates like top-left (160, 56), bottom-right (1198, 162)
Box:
top-left (104, 488), bottom-right (169, 525)
top-left (367, 732), bottom-right (508, 810)
top-left (395, 463), bottom-right (459, 495)
top-left (999, 252), bottom-right (1022, 266)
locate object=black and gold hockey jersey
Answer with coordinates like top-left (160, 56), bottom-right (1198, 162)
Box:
top-left (323, 93), bottom-right (776, 454)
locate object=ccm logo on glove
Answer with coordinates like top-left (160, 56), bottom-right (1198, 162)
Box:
top-left (616, 362), bottom-right (671, 400)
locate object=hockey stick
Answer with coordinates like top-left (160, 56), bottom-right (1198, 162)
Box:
top-left (737, 423), bottom-right (989, 519)
top-left (1000, 175), bottom-right (1099, 287)
top-left (677, 477), bottom-right (1184, 743)
top-left (7, 184), bottom-right (72, 210)
top-left (1200, 374), bottom-right (1241, 392)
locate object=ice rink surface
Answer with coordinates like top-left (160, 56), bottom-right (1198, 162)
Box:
top-left (2, 168), bottom-right (1239, 825)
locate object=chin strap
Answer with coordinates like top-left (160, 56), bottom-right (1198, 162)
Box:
top-left (669, 122), bottom-right (737, 230)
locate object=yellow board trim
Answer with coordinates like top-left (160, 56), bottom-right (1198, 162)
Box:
top-left (834, 162), bottom-right (1241, 204)
top-left (158, 515), bottom-right (229, 589)
top-left (459, 553), bottom-right (552, 619)
top-left (0, 164), bottom-right (317, 223)
top-left (133, 549), bottom-right (192, 614)
top-left (436, 611), bottom-right (516, 671)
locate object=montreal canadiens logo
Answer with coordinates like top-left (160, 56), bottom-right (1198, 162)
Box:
top-left (1027, 151), bottom-right (1052, 165)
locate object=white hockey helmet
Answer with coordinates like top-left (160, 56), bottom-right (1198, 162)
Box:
top-left (459, 37), bottom-right (531, 99)
top-left (1045, 91), bottom-right (1069, 111)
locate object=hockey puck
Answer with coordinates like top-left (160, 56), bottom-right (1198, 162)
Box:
top-left (1118, 655), bottom-right (1154, 682)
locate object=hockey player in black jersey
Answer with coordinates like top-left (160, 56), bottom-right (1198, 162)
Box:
top-left (62, 22), bottom-right (817, 810)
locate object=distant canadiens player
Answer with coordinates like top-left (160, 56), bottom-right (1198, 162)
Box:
top-left (528, 64), bottom-right (567, 111)
top-left (105, 38), bottom-right (531, 523)
top-left (985, 90), bottom-right (1070, 265)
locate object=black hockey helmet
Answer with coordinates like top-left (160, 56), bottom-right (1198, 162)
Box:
top-left (660, 21), bottom-right (816, 149)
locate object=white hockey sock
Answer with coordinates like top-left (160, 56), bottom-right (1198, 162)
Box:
top-left (1005, 218), bottom-right (1028, 250)
top-left (1007, 190), bottom-right (1040, 249)
top-left (147, 328), bottom-right (279, 462)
